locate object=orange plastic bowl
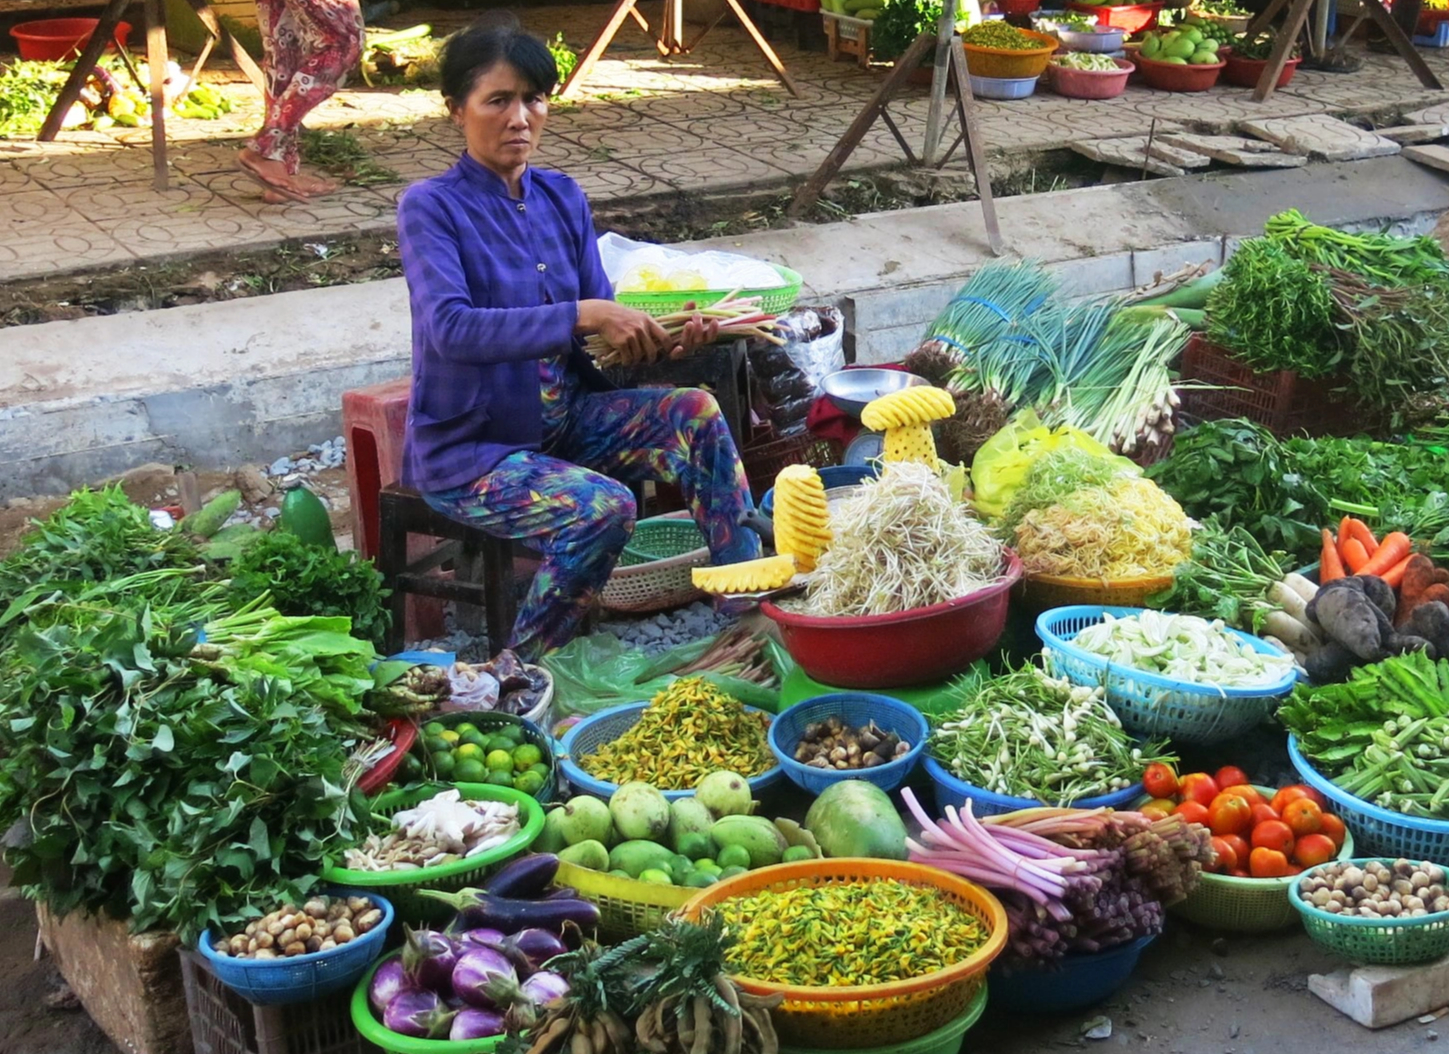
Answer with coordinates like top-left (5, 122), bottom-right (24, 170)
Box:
top-left (761, 550), bottom-right (1022, 689)
top-left (1136, 54), bottom-right (1226, 92)
top-left (11, 18), bottom-right (131, 61)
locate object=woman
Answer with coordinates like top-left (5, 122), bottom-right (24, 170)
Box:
top-left (395, 17), bottom-right (760, 661)
top-left (237, 0), bottom-right (364, 203)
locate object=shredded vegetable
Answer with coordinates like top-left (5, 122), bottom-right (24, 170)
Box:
top-left (1013, 476), bottom-right (1193, 579)
top-left (802, 462), bottom-right (1005, 617)
top-left (1067, 611), bottom-right (1296, 687)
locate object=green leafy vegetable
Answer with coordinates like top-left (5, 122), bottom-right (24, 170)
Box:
top-left (1206, 239), bottom-right (1339, 377)
top-left (1146, 518), bottom-right (1290, 630)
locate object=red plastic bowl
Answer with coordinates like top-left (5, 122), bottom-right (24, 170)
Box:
top-left (761, 550), bottom-right (1022, 689)
top-left (1048, 57), bottom-right (1135, 99)
top-left (1064, 1), bottom-right (1163, 33)
top-left (11, 18), bottom-right (131, 61)
top-left (1136, 54), bottom-right (1225, 92)
top-left (355, 718), bottom-right (420, 796)
top-left (1222, 53), bottom-right (1301, 89)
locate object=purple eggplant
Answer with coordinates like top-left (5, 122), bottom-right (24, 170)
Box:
top-left (521, 970), bottom-right (570, 1006)
top-left (450, 1007), bottom-right (507, 1042)
top-left (455, 927), bottom-right (508, 948)
top-left (368, 958), bottom-right (409, 1015)
top-left (383, 988), bottom-right (457, 1039)
top-left (452, 946), bottom-right (518, 1009)
top-left (401, 926), bottom-right (458, 992)
top-left (501, 928), bottom-right (569, 975)
top-left (542, 886), bottom-right (580, 900)
top-left (419, 887), bottom-right (600, 934)
top-left (481, 853), bottom-right (559, 898)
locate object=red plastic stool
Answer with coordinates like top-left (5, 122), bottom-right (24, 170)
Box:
top-left (342, 376), bottom-right (411, 560)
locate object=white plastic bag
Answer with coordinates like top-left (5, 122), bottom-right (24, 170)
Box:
top-left (597, 232), bottom-right (786, 293)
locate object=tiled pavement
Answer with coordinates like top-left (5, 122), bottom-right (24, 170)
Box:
top-left (3, 3), bottom-right (1449, 281)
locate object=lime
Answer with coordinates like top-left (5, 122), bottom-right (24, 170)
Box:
top-left (717, 844), bottom-right (752, 871)
top-left (511, 744), bottom-right (543, 771)
top-left (486, 769), bottom-right (515, 787)
top-left (639, 869), bottom-right (674, 886)
top-left (460, 729), bottom-right (488, 748)
top-left (455, 722), bottom-right (478, 737)
top-left (528, 762), bottom-right (551, 779)
top-left (694, 859), bottom-right (721, 875)
top-left (486, 749), bottom-right (515, 772)
top-left (486, 735), bottom-right (516, 755)
top-left (423, 721), bottom-right (446, 737)
top-left (431, 751), bottom-right (456, 777)
top-left (609, 869), bottom-right (632, 879)
top-left (424, 735), bottom-right (451, 755)
top-left (455, 742), bottom-right (484, 761)
top-left (440, 730), bottom-right (461, 745)
top-left (684, 871), bottom-right (718, 889)
top-left (498, 725), bottom-right (526, 744)
top-left (400, 754), bottom-right (424, 780)
top-left (677, 833), bottom-right (714, 861)
top-left (718, 865), bottom-right (748, 880)
top-left (668, 854), bottom-right (694, 883)
top-left (455, 758), bottom-right (487, 782)
top-left (782, 846), bottom-right (815, 864)
top-left (513, 771), bottom-right (545, 796)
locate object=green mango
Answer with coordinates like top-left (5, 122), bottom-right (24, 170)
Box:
top-left (1164, 38), bottom-right (1197, 59)
top-left (1141, 35), bottom-right (1162, 58)
top-left (1187, 49), bottom-right (1216, 64)
top-left (558, 839), bottom-right (609, 871)
top-left (608, 839), bottom-right (677, 879)
top-left (710, 815), bottom-right (788, 869)
top-left (666, 798), bottom-right (716, 854)
top-left (533, 807), bottom-right (569, 854)
top-left (804, 781), bottom-right (908, 861)
top-left (1162, 55), bottom-right (1189, 64)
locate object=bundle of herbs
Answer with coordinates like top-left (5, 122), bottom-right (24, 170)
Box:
top-left (1146, 518), bottom-right (1292, 630)
top-left (1265, 209), bottom-right (1449, 286)
top-left (1205, 238), bottom-right (1341, 378)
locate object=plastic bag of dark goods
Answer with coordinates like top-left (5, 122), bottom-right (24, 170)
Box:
top-left (749, 307), bottom-right (845, 435)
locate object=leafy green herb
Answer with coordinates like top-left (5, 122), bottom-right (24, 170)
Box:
top-left (0, 60), bottom-right (69, 139)
top-left (1230, 32), bottom-right (1300, 61)
top-left (549, 32), bottom-right (578, 85)
top-left (871, 0), bottom-right (946, 62)
top-left (227, 530), bottom-right (390, 649)
top-left (1206, 239), bottom-right (1340, 377)
top-left (1266, 209), bottom-right (1449, 287)
top-left (1146, 518), bottom-right (1289, 630)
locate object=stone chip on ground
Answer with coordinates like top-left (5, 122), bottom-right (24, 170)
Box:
top-left (1235, 114), bottom-right (1401, 161)
top-left (1155, 131), bottom-right (1308, 167)
top-left (1070, 137), bottom-right (1186, 176)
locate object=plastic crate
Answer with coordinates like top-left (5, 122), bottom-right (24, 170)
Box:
top-left (822, 11), bottom-right (873, 67)
top-left (925, 756), bottom-right (1142, 817)
top-left (554, 858), bottom-right (695, 943)
top-left (1064, 0), bottom-right (1162, 31)
top-left (768, 692), bottom-right (929, 795)
top-left (1291, 859), bottom-right (1449, 965)
top-left (1288, 736), bottom-right (1449, 859)
top-left (742, 433), bottom-right (842, 501)
top-left (1177, 334), bottom-right (1378, 439)
top-left (1036, 606), bottom-right (1298, 746)
top-left (180, 950), bottom-right (379, 1054)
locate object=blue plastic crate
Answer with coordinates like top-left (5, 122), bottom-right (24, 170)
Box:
top-left (1288, 736), bottom-right (1449, 859)
top-left (1415, 20), bottom-right (1449, 46)
top-left (924, 756), bottom-right (1142, 817)
top-left (559, 701), bottom-right (785, 800)
top-left (198, 890), bottom-right (394, 1006)
top-left (1036, 606), bottom-right (1297, 746)
top-left (768, 692), bottom-right (928, 795)
top-left (990, 935), bottom-right (1156, 1014)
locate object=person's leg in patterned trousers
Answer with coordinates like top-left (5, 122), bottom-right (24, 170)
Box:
top-left (424, 388), bottom-right (760, 660)
top-left (238, 0), bottom-right (364, 202)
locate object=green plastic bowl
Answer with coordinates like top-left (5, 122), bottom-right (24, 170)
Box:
top-left (323, 782), bottom-right (544, 924)
top-left (353, 952), bottom-right (505, 1053)
top-left (1290, 857), bottom-right (1449, 965)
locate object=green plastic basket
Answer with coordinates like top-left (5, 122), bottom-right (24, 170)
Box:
top-left (779, 983), bottom-right (987, 1054)
top-left (322, 782), bottom-right (544, 924)
top-left (615, 265), bottom-right (803, 318)
top-left (1290, 858), bottom-right (1449, 965)
top-left (621, 513), bottom-right (708, 565)
top-left (352, 952), bottom-right (505, 1053)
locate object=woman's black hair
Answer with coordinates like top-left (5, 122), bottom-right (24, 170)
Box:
top-left (440, 14), bottom-right (558, 101)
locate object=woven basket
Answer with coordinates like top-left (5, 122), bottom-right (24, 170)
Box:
top-left (600, 512), bottom-right (709, 614)
top-left (1291, 859), bottom-right (1449, 965)
top-left (1014, 571), bottom-right (1176, 621)
top-left (742, 434), bottom-right (841, 501)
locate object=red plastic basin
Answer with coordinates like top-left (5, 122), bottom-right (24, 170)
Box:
top-left (1222, 54), bottom-right (1301, 89)
top-left (11, 18), bottom-right (131, 61)
top-left (1048, 57), bottom-right (1135, 99)
top-left (1136, 53), bottom-right (1225, 92)
top-left (761, 550), bottom-right (1022, 689)
top-left (1064, 1), bottom-right (1163, 33)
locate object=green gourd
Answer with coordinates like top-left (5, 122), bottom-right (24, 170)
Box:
top-left (278, 483), bottom-right (337, 550)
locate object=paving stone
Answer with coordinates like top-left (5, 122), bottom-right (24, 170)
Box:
top-left (1375, 123), bottom-right (1449, 144)
top-left (1402, 143), bottom-right (1449, 173)
top-left (1155, 131), bottom-right (1309, 167)
top-left (1236, 113), bottom-right (1401, 160)
top-left (1144, 139), bottom-right (1211, 169)
top-left (1403, 102), bottom-right (1449, 125)
top-left (1070, 137), bottom-right (1186, 176)
top-left (1309, 956), bottom-right (1449, 1029)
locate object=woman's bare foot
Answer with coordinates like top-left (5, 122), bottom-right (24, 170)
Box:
top-left (289, 169), bottom-right (340, 197)
top-left (238, 147), bottom-right (312, 202)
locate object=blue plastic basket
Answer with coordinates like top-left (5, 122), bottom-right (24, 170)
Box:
top-left (1288, 736), bottom-right (1449, 859)
top-left (760, 464), bottom-right (878, 517)
top-left (924, 756), bottom-right (1143, 818)
top-left (197, 889), bottom-right (394, 1006)
top-left (768, 693), bottom-right (929, 795)
top-left (989, 934), bottom-right (1155, 1014)
top-left (1036, 606), bottom-right (1297, 746)
top-left (559, 701), bottom-right (785, 800)
top-left (969, 73), bottom-right (1039, 99)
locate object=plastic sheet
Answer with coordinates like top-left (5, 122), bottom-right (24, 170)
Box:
top-left (597, 233), bottom-right (787, 292)
top-left (970, 410), bottom-right (1136, 520)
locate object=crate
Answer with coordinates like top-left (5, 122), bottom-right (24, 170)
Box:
top-left (1177, 334), bottom-right (1377, 439)
top-left (822, 11), bottom-right (872, 66)
top-left (1415, 19), bottom-right (1449, 46)
top-left (741, 432), bottom-right (842, 500)
top-left (180, 950), bottom-right (380, 1054)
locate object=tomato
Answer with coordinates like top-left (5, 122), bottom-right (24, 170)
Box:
top-left (1173, 800), bottom-right (1210, 826)
top-left (1140, 797), bottom-right (1177, 821)
top-left (1319, 813), bottom-right (1348, 849)
top-left (1282, 798), bottom-right (1323, 837)
top-left (1214, 766), bottom-right (1251, 791)
top-left (1209, 836), bottom-right (1239, 872)
top-left (1228, 868), bottom-right (1251, 878)
top-left (1252, 819), bottom-right (1296, 855)
top-left (1179, 773), bottom-right (1220, 808)
top-left (1221, 783), bottom-right (1266, 806)
top-left (1250, 802), bottom-right (1281, 827)
top-left (1249, 846), bottom-right (1293, 878)
top-left (1293, 833), bottom-right (1336, 867)
top-left (1207, 793), bottom-right (1253, 836)
top-left (1142, 762), bottom-right (1179, 800)
top-left (1270, 785), bottom-right (1313, 814)
top-left (1220, 834), bottom-right (1251, 867)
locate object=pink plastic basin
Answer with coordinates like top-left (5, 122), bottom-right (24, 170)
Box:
top-left (11, 18), bottom-right (132, 61)
top-left (1049, 57), bottom-right (1134, 99)
top-left (762, 550), bottom-right (1022, 689)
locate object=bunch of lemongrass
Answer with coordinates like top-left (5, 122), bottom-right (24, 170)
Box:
top-left (586, 292), bottom-right (782, 367)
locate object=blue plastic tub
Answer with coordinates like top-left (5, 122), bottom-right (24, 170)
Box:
top-left (198, 890), bottom-right (394, 1006)
top-left (559, 701), bottom-right (785, 800)
top-left (924, 756), bottom-right (1142, 818)
top-left (969, 73), bottom-right (1040, 100)
top-left (1036, 606), bottom-right (1297, 745)
top-left (990, 934), bottom-right (1156, 1014)
top-left (1288, 735), bottom-right (1449, 860)
top-left (760, 464), bottom-right (878, 517)
top-left (768, 692), bottom-right (929, 795)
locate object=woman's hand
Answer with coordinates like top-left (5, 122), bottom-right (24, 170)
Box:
top-left (578, 299), bottom-right (671, 365)
top-left (670, 303), bottom-right (720, 360)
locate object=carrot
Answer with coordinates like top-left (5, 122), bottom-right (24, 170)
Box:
top-left (1379, 554), bottom-right (1414, 589)
top-left (1320, 528), bottom-right (1346, 582)
top-left (1345, 518), bottom-right (1378, 556)
top-left (1358, 532), bottom-right (1413, 579)
top-left (1342, 537), bottom-right (1371, 574)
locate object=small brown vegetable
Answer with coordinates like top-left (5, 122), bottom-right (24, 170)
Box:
top-left (355, 909), bottom-right (383, 933)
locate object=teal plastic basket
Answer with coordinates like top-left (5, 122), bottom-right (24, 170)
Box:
top-left (615, 264), bottom-right (803, 318)
top-left (1036, 606), bottom-right (1297, 745)
top-left (1290, 859), bottom-right (1449, 965)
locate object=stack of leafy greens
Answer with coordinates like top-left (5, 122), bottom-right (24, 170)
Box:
top-left (1145, 518), bottom-right (1291, 631)
top-left (228, 530), bottom-right (390, 649)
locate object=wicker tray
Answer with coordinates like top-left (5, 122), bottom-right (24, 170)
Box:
top-left (601, 512), bottom-right (709, 614)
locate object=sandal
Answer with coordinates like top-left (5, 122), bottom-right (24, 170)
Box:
top-left (237, 149), bottom-right (312, 203)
